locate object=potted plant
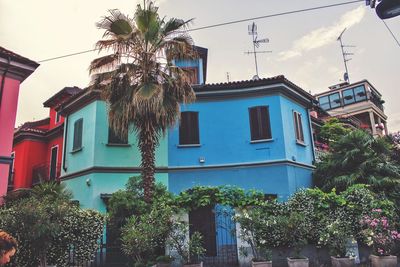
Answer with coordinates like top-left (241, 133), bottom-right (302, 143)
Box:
top-left (360, 209), bottom-right (400, 267)
top-left (236, 208), bottom-right (272, 267)
top-left (318, 219), bottom-right (355, 267)
top-left (167, 221), bottom-right (205, 267)
top-left (282, 212), bottom-right (309, 267)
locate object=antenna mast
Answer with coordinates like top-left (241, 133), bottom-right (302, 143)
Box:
top-left (245, 22), bottom-right (271, 79)
top-left (337, 28), bottom-right (355, 83)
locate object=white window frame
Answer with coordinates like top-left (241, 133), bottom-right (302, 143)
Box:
top-left (49, 145), bottom-right (59, 179)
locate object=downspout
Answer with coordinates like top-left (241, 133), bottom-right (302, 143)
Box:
top-left (62, 115), bottom-right (68, 172)
top-left (0, 56), bottom-right (11, 108)
top-left (307, 101), bottom-right (316, 165)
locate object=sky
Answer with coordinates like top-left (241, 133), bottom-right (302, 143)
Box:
top-left (1, 0), bottom-right (400, 131)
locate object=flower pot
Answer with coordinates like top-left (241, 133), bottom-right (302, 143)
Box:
top-left (287, 257), bottom-right (309, 267)
top-left (252, 260), bottom-right (272, 267)
top-left (183, 262), bottom-right (203, 267)
top-left (369, 255), bottom-right (397, 267)
top-left (331, 256), bottom-right (355, 267)
top-left (155, 264), bottom-right (171, 267)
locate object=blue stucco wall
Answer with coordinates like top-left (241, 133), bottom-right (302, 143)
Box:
top-left (168, 94), bottom-right (286, 167)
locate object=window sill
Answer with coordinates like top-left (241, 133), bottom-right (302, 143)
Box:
top-left (296, 140), bottom-right (307, 147)
top-left (250, 138), bottom-right (273, 144)
top-left (106, 143), bottom-right (131, 147)
top-left (70, 147), bottom-right (83, 154)
top-left (177, 144), bottom-right (201, 148)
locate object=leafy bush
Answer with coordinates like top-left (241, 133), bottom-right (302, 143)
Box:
top-left (360, 209), bottom-right (400, 256)
top-left (0, 185), bottom-right (104, 267)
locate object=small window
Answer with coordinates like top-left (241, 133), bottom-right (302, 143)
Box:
top-left (179, 112), bottom-right (199, 145)
top-left (55, 112), bottom-right (61, 123)
top-left (342, 89), bottom-right (355, 105)
top-left (318, 96), bottom-right (330, 110)
top-left (293, 111), bottom-right (304, 143)
top-left (108, 127), bottom-right (128, 144)
top-left (354, 85), bottom-right (367, 102)
top-left (72, 118), bottom-right (83, 151)
top-left (183, 67), bottom-right (199, 85)
top-left (329, 93), bottom-right (341, 109)
top-left (10, 152), bottom-right (15, 171)
top-left (249, 106), bottom-right (272, 141)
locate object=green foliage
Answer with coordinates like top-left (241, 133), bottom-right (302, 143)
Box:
top-left (319, 118), bottom-right (351, 145)
top-left (0, 183), bottom-right (104, 267)
top-left (314, 130), bottom-right (400, 197)
top-left (166, 221), bottom-right (205, 264)
top-left (175, 186), bottom-right (265, 210)
top-left (318, 219), bottom-right (352, 257)
top-left (121, 204), bottom-right (173, 263)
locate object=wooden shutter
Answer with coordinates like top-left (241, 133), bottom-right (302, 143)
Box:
top-left (249, 106), bottom-right (271, 140)
top-left (73, 119), bottom-right (83, 150)
top-left (179, 112), bottom-right (199, 145)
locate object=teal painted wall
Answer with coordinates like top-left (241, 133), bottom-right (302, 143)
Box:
top-left (62, 172), bottom-right (169, 213)
top-left (63, 102), bottom-right (97, 174)
top-left (62, 100), bottom-right (168, 175)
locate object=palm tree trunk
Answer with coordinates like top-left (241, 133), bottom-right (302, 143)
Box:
top-left (138, 120), bottom-right (157, 203)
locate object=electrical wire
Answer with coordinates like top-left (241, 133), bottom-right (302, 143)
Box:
top-left (382, 20), bottom-right (400, 48)
top-left (37, 0), bottom-right (364, 63)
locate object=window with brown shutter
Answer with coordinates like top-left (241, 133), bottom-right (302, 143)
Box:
top-left (249, 106), bottom-right (272, 141)
top-left (179, 111), bottom-right (199, 145)
top-left (293, 111), bottom-right (304, 143)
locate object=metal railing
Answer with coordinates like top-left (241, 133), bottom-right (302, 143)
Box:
top-left (31, 162), bottom-right (61, 186)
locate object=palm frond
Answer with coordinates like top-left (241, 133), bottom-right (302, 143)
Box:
top-left (89, 53), bottom-right (119, 74)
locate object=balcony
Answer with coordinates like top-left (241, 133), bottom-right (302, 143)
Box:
top-left (32, 162), bottom-right (61, 186)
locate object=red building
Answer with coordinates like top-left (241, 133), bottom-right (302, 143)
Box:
top-left (0, 47), bottom-right (39, 199)
top-left (11, 86), bottom-right (81, 190)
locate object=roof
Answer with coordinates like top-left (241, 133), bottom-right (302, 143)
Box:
top-left (14, 117), bottom-right (64, 144)
top-left (0, 47), bottom-right (39, 68)
top-left (0, 46), bottom-right (40, 82)
top-left (43, 86), bottom-right (83, 108)
top-left (194, 75), bottom-right (314, 102)
top-left (60, 75), bottom-right (315, 116)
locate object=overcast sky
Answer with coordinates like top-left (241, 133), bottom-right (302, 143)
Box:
top-left (1, 0), bottom-right (400, 132)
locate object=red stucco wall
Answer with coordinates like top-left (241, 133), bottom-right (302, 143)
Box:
top-left (0, 76), bottom-right (21, 196)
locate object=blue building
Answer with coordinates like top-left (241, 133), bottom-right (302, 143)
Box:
top-left (59, 46), bottom-right (316, 266)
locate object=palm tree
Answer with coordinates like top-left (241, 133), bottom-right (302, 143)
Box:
top-left (314, 130), bottom-right (400, 194)
top-left (89, 2), bottom-right (196, 202)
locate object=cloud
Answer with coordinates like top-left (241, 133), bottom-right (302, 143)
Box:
top-left (278, 6), bottom-right (365, 61)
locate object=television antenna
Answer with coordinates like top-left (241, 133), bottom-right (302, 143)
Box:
top-left (337, 28), bottom-right (355, 83)
top-left (245, 22), bottom-right (272, 79)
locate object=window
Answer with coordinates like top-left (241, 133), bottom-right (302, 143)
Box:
top-left (329, 93), bottom-right (341, 109)
top-left (108, 127), bottom-right (128, 144)
top-left (318, 93), bottom-right (341, 110)
top-left (10, 152), bottom-right (15, 171)
top-left (49, 146), bottom-right (58, 180)
top-left (179, 112), bottom-right (199, 145)
top-left (55, 111), bottom-right (61, 123)
top-left (318, 96), bottom-right (330, 110)
top-left (249, 106), bottom-right (272, 141)
top-left (293, 111), bottom-right (304, 143)
top-left (342, 88), bottom-right (355, 105)
top-left (184, 67), bottom-right (199, 85)
top-left (353, 85), bottom-right (367, 102)
top-left (72, 118), bottom-right (83, 151)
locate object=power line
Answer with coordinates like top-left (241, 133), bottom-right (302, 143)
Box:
top-left (382, 20), bottom-right (400, 48)
top-left (189, 0), bottom-right (363, 32)
top-left (38, 0), bottom-right (364, 63)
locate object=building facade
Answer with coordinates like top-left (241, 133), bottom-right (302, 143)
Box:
top-left (0, 47), bottom-right (39, 197)
top-left (11, 87), bottom-right (81, 190)
top-left (315, 80), bottom-right (388, 136)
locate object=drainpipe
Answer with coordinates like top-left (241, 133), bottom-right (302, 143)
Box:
top-left (62, 115), bottom-right (68, 172)
top-left (0, 56), bottom-right (11, 108)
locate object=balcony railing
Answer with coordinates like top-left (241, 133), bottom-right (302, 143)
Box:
top-left (32, 162), bottom-right (61, 186)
